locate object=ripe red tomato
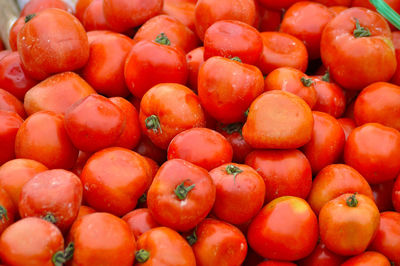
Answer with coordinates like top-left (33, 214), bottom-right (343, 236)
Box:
top-left (298, 241), bottom-right (347, 266)
top-left (81, 0), bottom-right (110, 31)
top-left (0, 89), bottom-right (25, 119)
top-left (391, 31), bottom-right (400, 86)
top-left (163, 0), bottom-right (197, 31)
top-left (338, 117), bottom-right (356, 141)
top-left (257, 0), bottom-right (302, 10)
top-left (258, 7), bottom-right (282, 32)
top-left (8, 17), bottom-right (24, 51)
top-left (76, 205), bottom-right (96, 219)
top-left (315, 0), bottom-right (351, 6)
top-left (122, 208), bottom-right (160, 240)
top-left (20, 0), bottom-right (72, 17)
top-left (393, 175), bottom-right (400, 212)
top-left (371, 181), bottom-right (395, 212)
top-left (134, 135), bottom-right (167, 165)
top-left (186, 46), bottom-right (204, 91)
top-left (75, 0), bottom-right (93, 21)
top-left (0, 111), bottom-right (23, 166)
top-left (0, 188), bottom-right (16, 235)
top-left (341, 251), bottom-right (391, 266)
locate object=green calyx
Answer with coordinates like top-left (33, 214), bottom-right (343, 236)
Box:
top-left (155, 33), bottom-right (171, 46)
top-left (25, 14), bottom-right (36, 23)
top-left (301, 77), bottom-right (314, 87)
top-left (145, 115), bottom-right (162, 134)
top-left (322, 70), bottom-right (330, 82)
top-left (139, 193), bottom-right (147, 204)
top-left (43, 213), bottom-right (57, 224)
top-left (186, 228), bottom-right (197, 246)
top-left (222, 123), bottom-right (243, 135)
top-left (353, 18), bottom-right (371, 38)
top-left (225, 164), bottom-right (243, 182)
top-left (346, 193), bottom-right (358, 207)
top-left (0, 206), bottom-right (8, 223)
top-left (52, 242), bottom-right (74, 266)
top-left (174, 181), bottom-right (195, 200)
top-left (230, 57), bottom-right (242, 63)
top-left (135, 249), bottom-right (150, 263)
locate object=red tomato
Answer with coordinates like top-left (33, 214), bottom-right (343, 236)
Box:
top-left (168, 128), bottom-right (233, 171)
top-left (391, 31), bottom-right (400, 86)
top-left (198, 56), bottom-right (264, 123)
top-left (0, 218), bottom-right (64, 266)
top-left (209, 163), bottom-right (265, 224)
top-left (24, 72), bottom-right (96, 116)
top-left (320, 8), bottom-right (396, 90)
top-left (69, 212), bottom-right (136, 265)
top-left (124, 38), bottom-right (188, 99)
top-left (342, 251), bottom-right (391, 266)
top-left (71, 151), bottom-right (92, 177)
top-left (163, 0), bottom-right (197, 31)
top-left (134, 135), bottom-right (167, 165)
top-left (319, 193), bottom-right (380, 256)
top-left (371, 181), bottom-right (395, 212)
top-left (257, 0), bottom-right (302, 10)
top-left (64, 94), bottom-right (125, 153)
top-left (122, 208), bottom-right (160, 240)
top-left (81, 31), bottom-right (133, 97)
top-left (245, 149), bottom-right (312, 203)
top-left (307, 164), bottom-right (374, 215)
top-left (258, 7), bottom-right (282, 32)
top-left (0, 111), bottom-right (23, 166)
top-left (75, 0), bottom-right (93, 21)
top-left (81, 0), bottom-right (110, 31)
top-left (0, 89), bottom-right (26, 119)
top-left (76, 205), bottom-right (96, 219)
top-left (247, 196), bottom-right (318, 261)
top-left (258, 262), bottom-right (297, 266)
top-left (352, 0), bottom-right (400, 29)
top-left (81, 147), bottom-right (151, 216)
top-left (20, 0), bottom-right (72, 17)
top-left (315, 0), bottom-right (352, 6)
top-left (0, 188), bottom-right (16, 235)
top-left (297, 241), bottom-right (347, 266)
top-left (19, 169), bottom-right (82, 232)
top-left (17, 8), bottom-right (89, 80)
top-left (257, 32), bottom-right (308, 76)
top-left (393, 176), bottom-right (400, 212)
top-left (192, 218), bottom-right (247, 266)
top-left (344, 123), bottom-right (400, 184)
top-left (134, 227), bottom-right (196, 265)
top-left (8, 17), bottom-right (24, 51)
top-left (338, 117), bottom-right (356, 141)
top-left (329, 5), bottom-right (348, 16)
top-left (139, 83), bottom-right (206, 149)
top-left (186, 46), bottom-right (204, 91)
top-left (147, 159), bottom-right (216, 231)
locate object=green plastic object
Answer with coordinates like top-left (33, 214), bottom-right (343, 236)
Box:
top-left (370, 0), bottom-right (400, 29)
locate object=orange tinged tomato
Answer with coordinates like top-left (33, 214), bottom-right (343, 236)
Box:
top-left (0, 111), bottom-right (23, 166)
top-left (394, 176), bottom-right (400, 212)
top-left (163, 0), bottom-right (197, 31)
top-left (20, 0), bottom-right (72, 17)
top-left (186, 46), bottom-right (204, 91)
top-left (81, 0), bottom-right (110, 31)
top-left (0, 188), bottom-right (16, 235)
top-left (342, 251), bottom-right (391, 266)
top-left (0, 89), bottom-right (26, 119)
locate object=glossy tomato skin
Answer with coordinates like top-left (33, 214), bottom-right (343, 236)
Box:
top-left (24, 72), bottom-right (96, 116)
top-left (147, 159), bottom-right (216, 231)
top-left (307, 164), bottom-right (374, 215)
top-left (247, 196), bottom-right (318, 261)
top-left (76, 205), bottom-right (96, 219)
top-left (8, 17), bottom-right (24, 51)
top-left (369, 212), bottom-right (400, 264)
top-left (216, 123), bottom-right (252, 163)
top-left (258, 262), bottom-right (297, 266)
top-left (81, 147), bottom-right (151, 216)
top-left (192, 218), bottom-right (247, 266)
top-left (75, 0), bottom-right (93, 21)
top-left (257, 32), bottom-right (308, 75)
top-left (341, 251), bottom-right (391, 266)
top-left (17, 8), bottom-right (89, 80)
top-left (302, 112), bottom-right (345, 174)
top-left (209, 163), bottom-right (265, 224)
top-left (20, 0), bottom-right (72, 17)
top-left (64, 94), bottom-right (125, 153)
top-left (0, 188), bottom-right (16, 235)
top-left (0, 217), bottom-right (64, 266)
top-left (394, 176), bottom-right (400, 212)
top-left (297, 241), bottom-right (347, 266)
top-left (319, 193), bottom-right (380, 256)
top-left (320, 8), bottom-right (396, 90)
top-left (186, 46), bottom-right (204, 91)
top-left (69, 212), bottom-right (136, 266)
top-left (243, 90), bottom-right (314, 149)
top-left (135, 227), bottom-right (196, 266)
top-left (122, 208), bottom-right (159, 240)
top-left (198, 56), bottom-right (264, 124)
top-left (352, 0), bottom-right (400, 29)
top-left (315, 0), bottom-right (352, 6)
top-left (0, 89), bottom-right (26, 118)
top-left (81, 31), bottom-right (133, 97)
top-left (203, 20), bottom-right (262, 65)
top-left (311, 76), bottom-right (346, 118)
top-left (0, 52), bottom-right (38, 101)
top-left (391, 31), bottom-right (400, 86)
top-left (344, 123), bottom-right (400, 184)
top-left (19, 169), bottom-right (83, 232)
top-left (245, 149), bottom-right (312, 203)
top-left (134, 135), bottom-right (167, 165)
top-left (371, 181), bottom-right (395, 212)
top-left (124, 40), bottom-right (188, 99)
top-left (281, 2), bottom-right (333, 59)
top-left (0, 111), bottom-right (23, 166)
top-left (354, 82), bottom-right (400, 131)
top-left (167, 128), bottom-right (233, 171)
top-left (139, 83), bottom-right (206, 149)
top-left (258, 7), bottom-right (282, 32)
top-left (257, 0), bottom-right (302, 10)
top-left (81, 0), bottom-right (111, 31)
top-left (338, 117), bottom-right (356, 141)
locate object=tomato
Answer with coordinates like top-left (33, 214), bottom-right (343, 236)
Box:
top-left (64, 94), bottom-right (125, 153)
top-left (297, 241), bottom-right (347, 266)
top-left (186, 46), bottom-right (204, 91)
top-left (191, 218), bottom-right (247, 266)
top-left (109, 97), bottom-right (141, 150)
top-left (370, 181), bottom-right (395, 212)
top-left (0, 51), bottom-right (38, 101)
top-left (0, 188), bottom-right (16, 235)
top-left (163, 0), bottom-right (197, 31)
top-left (216, 123), bottom-right (252, 163)
top-left (209, 163), bottom-right (265, 224)
top-left (194, 0), bottom-right (257, 40)
top-left (344, 123), bottom-right (400, 184)
top-left (354, 82), bottom-right (400, 131)
top-left (264, 67), bottom-right (317, 108)
top-left (76, 205), bottom-right (96, 219)
top-left (75, 0), bottom-right (93, 21)
top-left (24, 72), bottom-right (96, 116)
top-left (81, 147), bottom-right (151, 216)
top-left (20, 0), bottom-right (72, 17)
top-left (302, 112), bottom-right (345, 174)
top-left (393, 176), bottom-right (400, 212)
top-left (247, 196), bottom-right (318, 261)
top-left (122, 208), bottom-right (159, 240)
top-left (320, 8), bottom-right (396, 90)
top-left (257, 32), bottom-right (308, 76)
top-left (124, 38), bottom-right (188, 99)
top-left (17, 8), bottom-right (89, 80)
top-left (319, 193), bottom-right (380, 256)
top-left (139, 83), bottom-right (206, 149)
top-left (135, 135), bottom-right (167, 165)
top-left (391, 31), bottom-right (400, 86)
top-left (203, 20), bottom-right (262, 65)
top-left (352, 0), bottom-right (400, 29)
top-left (69, 212), bottom-right (136, 265)
top-left (370, 212), bottom-right (400, 264)
top-left (281, 2), bottom-right (333, 59)
top-left (0, 159), bottom-right (47, 207)
top-left (198, 56), bottom-right (264, 123)
top-left (134, 15), bottom-right (199, 54)
top-left (315, 0), bottom-right (352, 6)
top-left (338, 118), bottom-right (356, 141)
top-left (307, 164), bottom-right (374, 215)
top-left (258, 262), bottom-right (297, 266)
top-left (0, 218), bottom-right (64, 266)
top-left (0, 50), bottom-right (11, 61)
top-left (134, 227), bottom-right (196, 265)
top-left (343, 251), bottom-right (391, 266)
top-left (329, 5), bottom-right (348, 16)
top-left (147, 159), bottom-right (215, 231)
top-left (168, 128), bottom-right (233, 171)
top-left (19, 169), bottom-right (82, 232)
top-left (81, 31), bottom-right (133, 97)
top-left (103, 0), bottom-right (163, 32)
top-left (258, 7), bottom-right (282, 32)
top-left (0, 111), bottom-right (23, 166)
top-left (9, 17), bottom-right (24, 51)
top-left (0, 88), bottom-right (26, 119)
top-left (257, 0), bottom-right (302, 10)
top-left (243, 90), bottom-right (314, 149)
top-left (81, 0), bottom-right (110, 31)
top-left (245, 149), bottom-right (312, 203)
top-left (71, 151), bottom-right (92, 177)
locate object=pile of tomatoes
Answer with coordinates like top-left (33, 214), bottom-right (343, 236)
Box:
top-left (0, 0), bottom-right (400, 265)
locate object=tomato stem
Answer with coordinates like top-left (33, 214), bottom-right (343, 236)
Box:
top-left (135, 249), bottom-right (150, 263)
top-left (51, 242), bottom-right (74, 266)
top-left (346, 193), bottom-right (358, 207)
top-left (322, 70), bottom-right (330, 82)
top-left (230, 57), bottom-right (242, 63)
top-left (226, 165), bottom-right (243, 183)
top-left (244, 108), bottom-right (249, 117)
top-left (301, 77), bottom-right (314, 87)
top-left (155, 33), bottom-right (171, 46)
top-left (42, 213), bottom-right (57, 224)
top-left (222, 123), bottom-right (243, 135)
top-left (0, 206), bottom-right (8, 223)
top-left (25, 14), bottom-right (36, 23)
top-left (353, 18), bottom-right (371, 38)
top-left (138, 193), bottom-right (147, 204)
top-left (145, 115), bottom-right (162, 134)
top-left (174, 181), bottom-right (195, 200)
top-left (186, 228), bottom-right (197, 246)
